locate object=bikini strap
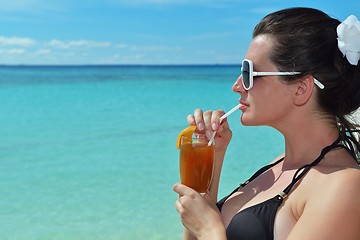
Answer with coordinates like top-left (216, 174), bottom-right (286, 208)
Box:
top-left (279, 136), bottom-right (342, 198)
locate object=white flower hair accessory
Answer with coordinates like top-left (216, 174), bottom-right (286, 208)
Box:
top-left (337, 15), bottom-right (360, 65)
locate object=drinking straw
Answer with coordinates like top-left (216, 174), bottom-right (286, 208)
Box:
top-left (208, 103), bottom-right (241, 146)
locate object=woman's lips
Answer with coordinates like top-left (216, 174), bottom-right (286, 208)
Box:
top-left (239, 101), bottom-right (248, 110)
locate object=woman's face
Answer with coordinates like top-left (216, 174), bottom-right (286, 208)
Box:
top-left (232, 35), bottom-right (296, 128)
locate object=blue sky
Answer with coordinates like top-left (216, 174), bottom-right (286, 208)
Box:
top-left (0, 0), bottom-right (359, 65)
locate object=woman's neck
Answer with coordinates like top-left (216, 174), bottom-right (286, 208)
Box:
top-left (278, 116), bottom-right (339, 170)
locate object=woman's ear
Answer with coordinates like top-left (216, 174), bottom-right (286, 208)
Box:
top-left (293, 75), bottom-right (316, 106)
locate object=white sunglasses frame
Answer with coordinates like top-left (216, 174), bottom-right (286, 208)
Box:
top-left (241, 59), bottom-right (325, 90)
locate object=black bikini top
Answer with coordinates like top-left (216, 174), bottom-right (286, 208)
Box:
top-left (217, 136), bottom-right (346, 240)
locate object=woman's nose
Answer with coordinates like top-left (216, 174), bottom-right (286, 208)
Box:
top-left (232, 75), bottom-right (245, 93)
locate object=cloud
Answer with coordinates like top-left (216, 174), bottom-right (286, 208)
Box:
top-left (0, 36), bottom-right (35, 47)
top-left (0, 0), bottom-right (67, 13)
top-left (115, 44), bottom-right (127, 48)
top-left (129, 45), bottom-right (182, 52)
top-left (0, 1), bottom-right (39, 11)
top-left (0, 48), bottom-right (26, 55)
top-left (49, 39), bottom-right (111, 49)
top-left (0, 33), bottom-right (234, 64)
top-left (34, 48), bottom-right (51, 55)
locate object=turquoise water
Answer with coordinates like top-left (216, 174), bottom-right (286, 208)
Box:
top-left (0, 65), bottom-right (284, 239)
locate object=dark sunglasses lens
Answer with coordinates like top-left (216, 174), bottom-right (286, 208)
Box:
top-left (242, 61), bottom-right (250, 89)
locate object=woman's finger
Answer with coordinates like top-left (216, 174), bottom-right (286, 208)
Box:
top-left (174, 197), bottom-right (184, 214)
top-left (193, 108), bottom-right (205, 132)
top-left (210, 110), bottom-right (225, 131)
top-left (186, 114), bottom-right (195, 126)
top-left (173, 183), bottom-right (196, 197)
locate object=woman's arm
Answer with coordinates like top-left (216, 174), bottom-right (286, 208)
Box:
top-left (207, 149), bottom-right (227, 204)
top-left (182, 228), bottom-right (197, 240)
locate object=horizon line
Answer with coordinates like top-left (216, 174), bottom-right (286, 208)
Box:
top-left (0, 63), bottom-right (241, 67)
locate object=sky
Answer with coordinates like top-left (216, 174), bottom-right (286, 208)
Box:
top-left (0, 0), bottom-right (359, 65)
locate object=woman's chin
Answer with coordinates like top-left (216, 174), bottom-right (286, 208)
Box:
top-left (240, 115), bottom-right (251, 126)
top-left (240, 114), bottom-right (259, 126)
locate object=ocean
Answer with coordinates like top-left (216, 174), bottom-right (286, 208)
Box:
top-left (0, 65), bottom-right (284, 239)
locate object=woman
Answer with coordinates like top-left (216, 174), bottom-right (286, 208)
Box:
top-left (173, 7), bottom-right (360, 240)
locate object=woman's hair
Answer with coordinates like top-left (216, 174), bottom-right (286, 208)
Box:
top-left (254, 7), bottom-right (360, 161)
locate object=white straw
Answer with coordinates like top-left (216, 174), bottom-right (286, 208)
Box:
top-left (208, 103), bottom-right (241, 146)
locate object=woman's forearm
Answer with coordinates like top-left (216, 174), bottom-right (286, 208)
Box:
top-left (183, 228), bottom-right (197, 240)
top-left (208, 149), bottom-right (227, 204)
top-left (182, 217), bottom-right (227, 240)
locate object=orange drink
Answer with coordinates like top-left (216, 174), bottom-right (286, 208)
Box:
top-left (179, 135), bottom-right (214, 193)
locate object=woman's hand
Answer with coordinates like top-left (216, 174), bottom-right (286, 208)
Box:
top-left (185, 108), bottom-right (233, 207)
top-left (187, 109), bottom-right (232, 152)
top-left (173, 183), bottom-right (226, 240)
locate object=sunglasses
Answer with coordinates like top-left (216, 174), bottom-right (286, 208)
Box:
top-left (241, 59), bottom-right (325, 90)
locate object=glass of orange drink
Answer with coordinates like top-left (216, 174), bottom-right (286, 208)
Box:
top-left (176, 126), bottom-right (214, 193)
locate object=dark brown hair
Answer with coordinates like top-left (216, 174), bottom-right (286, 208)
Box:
top-left (254, 7), bottom-right (360, 161)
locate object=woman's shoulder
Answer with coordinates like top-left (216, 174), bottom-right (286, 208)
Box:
top-left (311, 149), bottom-right (360, 186)
top-left (297, 150), bottom-right (360, 209)
top-left (317, 164), bottom-right (360, 188)
top-left (289, 157), bottom-right (360, 239)
top-left (306, 152), bottom-right (360, 204)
